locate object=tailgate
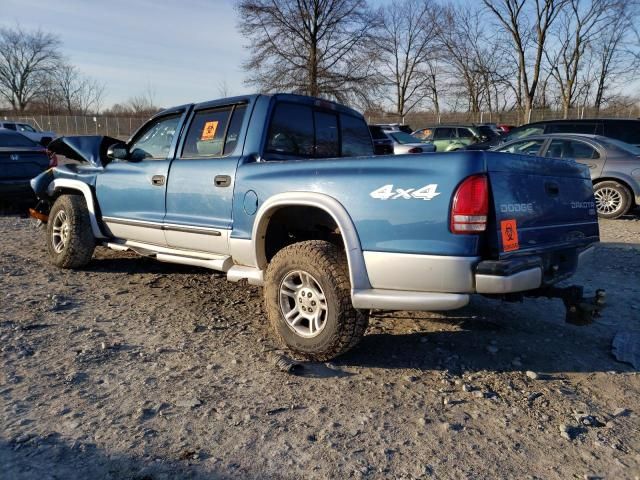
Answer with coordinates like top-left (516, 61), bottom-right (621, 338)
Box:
top-left (485, 152), bottom-right (599, 259)
top-left (0, 150), bottom-right (49, 179)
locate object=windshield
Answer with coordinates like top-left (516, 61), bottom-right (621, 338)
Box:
top-left (389, 131), bottom-right (423, 144)
top-left (600, 137), bottom-right (640, 156)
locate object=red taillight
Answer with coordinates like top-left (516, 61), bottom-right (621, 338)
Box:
top-left (450, 174), bottom-right (489, 234)
top-left (46, 150), bottom-right (58, 167)
top-left (408, 147), bottom-right (423, 154)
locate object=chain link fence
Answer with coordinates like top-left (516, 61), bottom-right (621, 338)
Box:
top-left (366, 105), bottom-right (640, 129)
top-left (1, 114), bottom-right (148, 139)
top-left (3, 105), bottom-right (639, 139)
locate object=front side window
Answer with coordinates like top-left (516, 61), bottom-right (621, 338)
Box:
top-left (497, 139), bottom-right (545, 155)
top-left (129, 114), bottom-right (181, 160)
top-left (342, 114), bottom-right (373, 156)
top-left (414, 128), bottom-right (433, 140)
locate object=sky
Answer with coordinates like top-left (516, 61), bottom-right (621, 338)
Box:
top-left (1, 0), bottom-right (255, 107)
top-left (1, 0), bottom-right (394, 109)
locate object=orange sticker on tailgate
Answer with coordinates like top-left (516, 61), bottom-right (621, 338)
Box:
top-left (500, 219), bottom-right (519, 252)
top-left (201, 121), bottom-right (219, 141)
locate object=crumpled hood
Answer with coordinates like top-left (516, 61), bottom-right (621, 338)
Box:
top-left (47, 135), bottom-right (122, 167)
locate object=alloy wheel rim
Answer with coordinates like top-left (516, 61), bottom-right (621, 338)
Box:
top-left (594, 187), bottom-right (622, 215)
top-left (279, 270), bottom-right (328, 338)
top-left (51, 210), bottom-right (69, 253)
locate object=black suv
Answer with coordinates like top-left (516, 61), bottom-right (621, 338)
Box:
top-left (506, 119), bottom-right (640, 147)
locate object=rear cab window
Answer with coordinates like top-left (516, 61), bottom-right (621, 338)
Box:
top-left (265, 101), bottom-right (372, 160)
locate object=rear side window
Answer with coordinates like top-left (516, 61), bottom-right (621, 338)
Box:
top-left (546, 139), bottom-right (600, 159)
top-left (507, 125), bottom-right (544, 140)
top-left (434, 127), bottom-right (455, 139)
top-left (3, 123), bottom-right (17, 131)
top-left (181, 108), bottom-right (231, 157)
top-left (0, 132), bottom-right (38, 147)
top-left (342, 114), bottom-right (373, 156)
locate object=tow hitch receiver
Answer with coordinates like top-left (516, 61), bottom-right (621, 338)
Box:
top-left (525, 286), bottom-right (606, 325)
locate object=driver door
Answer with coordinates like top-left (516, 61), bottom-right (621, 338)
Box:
top-left (97, 110), bottom-right (187, 245)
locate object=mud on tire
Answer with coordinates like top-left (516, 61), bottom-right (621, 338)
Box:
top-left (46, 195), bottom-right (96, 269)
top-left (264, 240), bottom-right (369, 361)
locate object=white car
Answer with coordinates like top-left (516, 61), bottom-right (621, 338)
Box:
top-left (0, 121), bottom-right (55, 143)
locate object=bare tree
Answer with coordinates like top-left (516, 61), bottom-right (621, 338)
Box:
top-left (438, 7), bottom-right (487, 113)
top-left (237, 0), bottom-right (379, 105)
top-left (483, 0), bottom-right (567, 122)
top-left (0, 26), bottom-right (62, 111)
top-left (545, 0), bottom-right (615, 117)
top-left (53, 63), bottom-right (105, 114)
top-left (590, 0), bottom-right (639, 111)
top-left (375, 0), bottom-right (440, 117)
top-left (127, 84), bottom-right (158, 114)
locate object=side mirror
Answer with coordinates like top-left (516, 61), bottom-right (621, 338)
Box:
top-left (107, 143), bottom-right (128, 160)
top-left (39, 136), bottom-right (52, 147)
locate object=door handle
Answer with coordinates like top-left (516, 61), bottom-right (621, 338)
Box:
top-left (214, 175), bottom-right (231, 187)
top-left (151, 175), bottom-right (165, 186)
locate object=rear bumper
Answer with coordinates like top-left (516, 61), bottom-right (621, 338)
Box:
top-left (356, 246), bottom-right (595, 309)
top-left (474, 245), bottom-right (595, 294)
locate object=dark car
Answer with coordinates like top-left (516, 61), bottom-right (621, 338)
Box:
top-left (505, 119), bottom-right (640, 147)
top-left (493, 133), bottom-right (640, 218)
top-left (368, 125), bottom-right (394, 155)
top-left (0, 130), bottom-right (55, 202)
top-left (464, 125), bottom-right (503, 151)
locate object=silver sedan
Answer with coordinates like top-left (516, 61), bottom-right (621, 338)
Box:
top-left (492, 133), bottom-right (640, 219)
top-left (384, 130), bottom-right (436, 155)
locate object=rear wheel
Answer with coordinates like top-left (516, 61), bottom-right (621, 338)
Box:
top-left (47, 195), bottom-right (95, 268)
top-left (264, 240), bottom-right (369, 361)
top-left (594, 181), bottom-right (631, 219)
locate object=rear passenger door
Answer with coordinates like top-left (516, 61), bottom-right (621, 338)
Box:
top-left (163, 102), bottom-right (248, 254)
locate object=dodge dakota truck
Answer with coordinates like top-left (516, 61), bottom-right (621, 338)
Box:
top-left (31, 94), bottom-right (603, 360)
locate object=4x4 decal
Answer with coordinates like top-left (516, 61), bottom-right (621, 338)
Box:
top-left (370, 184), bottom-right (441, 200)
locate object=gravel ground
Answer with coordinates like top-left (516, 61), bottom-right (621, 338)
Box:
top-left (1, 211), bottom-right (639, 480)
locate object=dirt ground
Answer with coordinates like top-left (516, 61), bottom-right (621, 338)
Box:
top-left (1, 211), bottom-right (639, 480)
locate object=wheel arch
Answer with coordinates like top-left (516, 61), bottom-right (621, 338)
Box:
top-left (47, 179), bottom-right (106, 238)
top-left (248, 192), bottom-right (371, 291)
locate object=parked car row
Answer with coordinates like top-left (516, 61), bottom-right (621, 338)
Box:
top-left (367, 117), bottom-right (640, 219)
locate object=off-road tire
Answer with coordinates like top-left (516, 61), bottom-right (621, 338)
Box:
top-left (594, 180), bottom-right (632, 219)
top-left (47, 195), bottom-right (95, 268)
top-left (264, 240), bottom-right (369, 361)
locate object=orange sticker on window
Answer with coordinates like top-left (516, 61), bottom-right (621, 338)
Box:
top-left (201, 121), bottom-right (219, 141)
top-left (501, 219), bottom-right (519, 252)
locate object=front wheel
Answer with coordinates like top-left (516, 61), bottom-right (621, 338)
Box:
top-left (46, 195), bottom-right (96, 268)
top-left (594, 181), bottom-right (631, 219)
top-left (264, 240), bottom-right (369, 361)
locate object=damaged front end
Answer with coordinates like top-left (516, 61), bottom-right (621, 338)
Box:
top-left (29, 135), bottom-right (122, 222)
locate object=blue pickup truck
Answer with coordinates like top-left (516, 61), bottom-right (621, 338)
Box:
top-left (31, 94), bottom-right (603, 360)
